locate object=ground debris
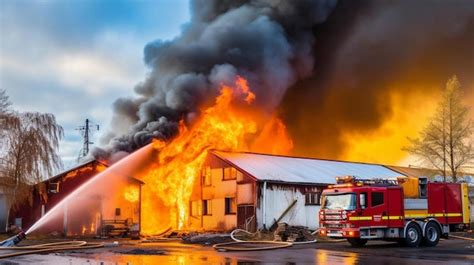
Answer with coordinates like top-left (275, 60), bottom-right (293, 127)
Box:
top-left (274, 223), bottom-right (316, 242)
top-left (182, 233), bottom-right (232, 245)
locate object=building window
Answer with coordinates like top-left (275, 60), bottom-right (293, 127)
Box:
top-left (190, 201), bottom-right (200, 217)
top-left (202, 200), bottom-right (212, 215)
top-left (225, 197), bottom-right (237, 214)
top-left (48, 182), bottom-right (60, 193)
top-left (371, 192), bottom-right (384, 207)
top-left (305, 192), bottom-right (321, 205)
top-left (202, 166), bottom-right (211, 186)
top-left (223, 167), bottom-right (237, 180)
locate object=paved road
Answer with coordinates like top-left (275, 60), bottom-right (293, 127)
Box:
top-left (2, 238), bottom-right (473, 264)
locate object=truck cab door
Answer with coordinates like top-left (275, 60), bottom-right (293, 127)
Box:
top-left (356, 191), bottom-right (371, 227)
top-left (368, 189), bottom-right (389, 227)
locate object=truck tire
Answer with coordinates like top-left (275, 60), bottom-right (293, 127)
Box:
top-left (404, 223), bottom-right (422, 247)
top-left (422, 222), bottom-right (440, 247)
top-left (347, 238), bottom-right (368, 247)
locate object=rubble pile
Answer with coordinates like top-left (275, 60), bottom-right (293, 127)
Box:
top-left (274, 223), bottom-right (316, 242)
top-left (182, 233), bottom-right (232, 245)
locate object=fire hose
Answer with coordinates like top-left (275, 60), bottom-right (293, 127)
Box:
top-left (0, 241), bottom-right (104, 259)
top-left (0, 232), bottom-right (104, 259)
top-left (213, 228), bottom-right (319, 251)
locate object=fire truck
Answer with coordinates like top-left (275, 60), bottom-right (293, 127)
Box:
top-left (318, 176), bottom-right (470, 247)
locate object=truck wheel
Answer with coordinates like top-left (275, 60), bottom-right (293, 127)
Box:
top-left (404, 223), bottom-right (422, 247)
top-left (347, 238), bottom-right (368, 247)
top-left (422, 222), bottom-right (440, 247)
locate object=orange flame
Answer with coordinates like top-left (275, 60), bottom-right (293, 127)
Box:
top-left (124, 186), bottom-right (139, 202)
top-left (139, 75), bottom-right (293, 234)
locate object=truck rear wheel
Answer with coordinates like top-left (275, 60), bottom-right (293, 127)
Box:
top-left (347, 238), bottom-right (368, 247)
top-left (404, 223), bottom-right (422, 247)
top-left (422, 222), bottom-right (440, 247)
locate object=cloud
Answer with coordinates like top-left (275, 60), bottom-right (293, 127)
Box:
top-left (0, 0), bottom-right (190, 172)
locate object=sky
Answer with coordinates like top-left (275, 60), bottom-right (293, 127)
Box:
top-left (0, 0), bottom-right (190, 169)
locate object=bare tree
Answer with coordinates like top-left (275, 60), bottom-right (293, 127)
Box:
top-left (0, 89), bottom-right (12, 133)
top-left (404, 75), bottom-right (474, 182)
top-left (0, 89), bottom-right (11, 114)
top-left (0, 90), bottom-right (64, 230)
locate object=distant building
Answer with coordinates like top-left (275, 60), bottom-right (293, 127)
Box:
top-left (0, 178), bottom-right (15, 232)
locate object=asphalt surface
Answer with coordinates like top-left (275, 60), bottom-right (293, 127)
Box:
top-left (1, 238), bottom-right (473, 264)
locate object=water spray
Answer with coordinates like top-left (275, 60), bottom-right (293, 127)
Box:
top-left (0, 231), bottom-right (26, 247)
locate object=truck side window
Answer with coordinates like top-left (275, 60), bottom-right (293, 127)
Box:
top-left (371, 192), bottom-right (384, 207)
top-left (359, 193), bottom-right (367, 209)
top-left (418, 177), bottom-right (428, 198)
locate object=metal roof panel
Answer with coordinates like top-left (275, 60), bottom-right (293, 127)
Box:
top-left (212, 151), bottom-right (405, 184)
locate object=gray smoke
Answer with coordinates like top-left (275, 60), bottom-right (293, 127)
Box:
top-left (95, 0), bottom-right (337, 156)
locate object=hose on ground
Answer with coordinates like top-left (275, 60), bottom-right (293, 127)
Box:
top-left (449, 235), bottom-right (474, 241)
top-left (0, 241), bottom-right (104, 259)
top-left (213, 241), bottom-right (293, 251)
top-left (229, 229), bottom-right (258, 242)
top-left (215, 228), bottom-right (318, 251)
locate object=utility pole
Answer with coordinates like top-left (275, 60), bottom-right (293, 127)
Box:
top-left (77, 118), bottom-right (99, 162)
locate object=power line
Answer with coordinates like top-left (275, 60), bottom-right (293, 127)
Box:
top-left (76, 118), bottom-right (99, 162)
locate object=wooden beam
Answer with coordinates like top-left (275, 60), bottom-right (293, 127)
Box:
top-left (269, 199), bottom-right (297, 231)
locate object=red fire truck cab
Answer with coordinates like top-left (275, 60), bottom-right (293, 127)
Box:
top-left (318, 176), bottom-right (470, 247)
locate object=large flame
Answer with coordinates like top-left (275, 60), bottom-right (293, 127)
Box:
top-left (138, 76), bottom-right (292, 234)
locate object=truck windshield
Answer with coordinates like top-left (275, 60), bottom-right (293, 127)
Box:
top-left (322, 193), bottom-right (357, 210)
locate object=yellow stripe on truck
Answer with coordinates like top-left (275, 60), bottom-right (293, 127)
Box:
top-left (405, 213), bottom-right (429, 218)
top-left (446, 213), bottom-right (462, 217)
top-left (382, 216), bottom-right (403, 220)
top-left (404, 213), bottom-right (462, 218)
top-left (348, 213), bottom-right (463, 221)
top-left (348, 216), bottom-right (372, 221)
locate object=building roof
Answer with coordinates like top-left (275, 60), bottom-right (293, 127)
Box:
top-left (385, 166), bottom-right (440, 178)
top-left (42, 159), bottom-right (108, 183)
top-left (211, 151), bottom-right (406, 185)
top-left (42, 159), bottom-right (144, 185)
top-left (387, 165), bottom-right (474, 184)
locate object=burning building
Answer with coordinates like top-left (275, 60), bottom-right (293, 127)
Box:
top-left (11, 160), bottom-right (143, 237)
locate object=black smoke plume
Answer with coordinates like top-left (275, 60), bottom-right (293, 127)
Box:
top-left (94, 0), bottom-right (338, 157)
